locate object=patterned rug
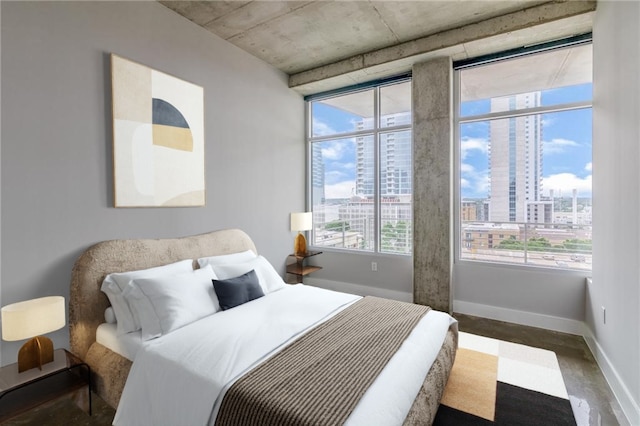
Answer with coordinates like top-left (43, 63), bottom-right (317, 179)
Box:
top-left (434, 332), bottom-right (577, 425)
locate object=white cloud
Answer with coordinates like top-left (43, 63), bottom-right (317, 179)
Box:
top-left (324, 170), bottom-right (350, 185)
top-left (312, 119), bottom-right (335, 137)
top-left (585, 162), bottom-right (592, 172)
top-left (331, 161), bottom-right (355, 172)
top-left (460, 163), bottom-right (475, 173)
top-left (460, 137), bottom-right (488, 160)
top-left (543, 138), bottom-right (579, 154)
top-left (460, 162), bottom-right (489, 197)
top-left (541, 117), bottom-right (557, 127)
top-left (321, 140), bottom-right (350, 160)
top-left (543, 173), bottom-right (592, 197)
top-left (475, 172), bottom-right (490, 195)
top-left (325, 180), bottom-right (355, 199)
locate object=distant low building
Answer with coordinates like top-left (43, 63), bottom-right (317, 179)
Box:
top-left (461, 222), bottom-right (520, 250)
top-left (461, 201), bottom-right (478, 221)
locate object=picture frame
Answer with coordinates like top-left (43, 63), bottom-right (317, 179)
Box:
top-left (111, 54), bottom-right (205, 207)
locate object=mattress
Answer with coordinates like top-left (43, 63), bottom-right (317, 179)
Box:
top-left (96, 323), bottom-right (143, 361)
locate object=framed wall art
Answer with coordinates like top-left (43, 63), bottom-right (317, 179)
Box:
top-left (111, 54), bottom-right (205, 207)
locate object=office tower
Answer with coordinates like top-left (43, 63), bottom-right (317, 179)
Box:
top-left (355, 112), bottom-right (412, 197)
top-left (488, 92), bottom-right (545, 223)
top-left (311, 142), bottom-right (325, 205)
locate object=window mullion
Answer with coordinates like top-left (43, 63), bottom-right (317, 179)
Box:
top-left (373, 86), bottom-right (381, 253)
top-left (309, 126), bottom-right (411, 145)
top-left (310, 128), bottom-right (379, 143)
top-left (460, 100), bottom-right (592, 124)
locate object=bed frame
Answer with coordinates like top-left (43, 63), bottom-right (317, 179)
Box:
top-left (69, 228), bottom-right (456, 423)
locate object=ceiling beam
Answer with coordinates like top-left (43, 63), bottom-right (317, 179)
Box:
top-left (289, 0), bottom-right (596, 93)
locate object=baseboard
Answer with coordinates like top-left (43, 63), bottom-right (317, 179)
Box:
top-left (452, 300), bottom-right (585, 335)
top-left (305, 280), bottom-right (582, 334)
top-left (303, 278), bottom-right (413, 302)
top-left (582, 326), bottom-right (639, 426)
top-left (306, 280), bottom-right (583, 334)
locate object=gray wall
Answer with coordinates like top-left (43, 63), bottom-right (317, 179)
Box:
top-left (590, 2), bottom-right (640, 423)
top-left (454, 263), bottom-right (587, 331)
top-left (0, 1), bottom-right (304, 364)
top-left (306, 251), bottom-right (412, 298)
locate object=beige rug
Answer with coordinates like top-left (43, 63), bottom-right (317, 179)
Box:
top-left (434, 332), bottom-right (576, 425)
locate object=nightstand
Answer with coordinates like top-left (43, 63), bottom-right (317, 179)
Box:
top-left (0, 348), bottom-right (91, 422)
top-left (286, 251), bottom-right (322, 284)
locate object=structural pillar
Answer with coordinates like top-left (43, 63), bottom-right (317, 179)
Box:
top-left (412, 57), bottom-right (453, 313)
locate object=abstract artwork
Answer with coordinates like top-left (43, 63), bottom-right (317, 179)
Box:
top-left (111, 54), bottom-right (205, 207)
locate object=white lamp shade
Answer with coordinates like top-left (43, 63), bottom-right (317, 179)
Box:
top-left (1, 296), bottom-right (66, 341)
top-left (290, 212), bottom-right (313, 232)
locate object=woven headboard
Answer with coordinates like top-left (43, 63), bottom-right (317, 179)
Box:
top-left (69, 229), bottom-right (257, 360)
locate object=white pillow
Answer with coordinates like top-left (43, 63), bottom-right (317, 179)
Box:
top-left (123, 265), bottom-right (220, 341)
top-left (197, 250), bottom-right (257, 268)
top-left (104, 307), bottom-right (116, 324)
top-left (100, 259), bottom-right (194, 335)
top-left (101, 283), bottom-right (134, 334)
top-left (211, 256), bottom-right (286, 294)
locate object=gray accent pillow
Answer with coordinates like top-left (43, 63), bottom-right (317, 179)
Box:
top-left (212, 269), bottom-right (265, 310)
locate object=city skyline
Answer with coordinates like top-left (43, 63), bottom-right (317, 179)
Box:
top-left (461, 84), bottom-right (592, 201)
top-left (312, 83), bottom-right (592, 202)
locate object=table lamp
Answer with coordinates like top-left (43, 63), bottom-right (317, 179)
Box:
top-left (290, 212), bottom-right (313, 256)
top-left (1, 296), bottom-right (66, 373)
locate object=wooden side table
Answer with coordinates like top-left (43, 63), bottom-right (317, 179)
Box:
top-left (286, 251), bottom-right (322, 284)
top-left (0, 348), bottom-right (91, 421)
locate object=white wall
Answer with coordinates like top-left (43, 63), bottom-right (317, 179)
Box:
top-left (454, 262), bottom-right (587, 333)
top-left (306, 251), bottom-right (413, 295)
top-left (589, 2), bottom-right (640, 423)
top-left (0, 1), bottom-right (304, 364)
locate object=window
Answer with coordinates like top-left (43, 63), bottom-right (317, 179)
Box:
top-left (456, 41), bottom-right (592, 271)
top-left (307, 79), bottom-right (412, 254)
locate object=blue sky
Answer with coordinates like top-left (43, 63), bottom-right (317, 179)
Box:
top-left (312, 84), bottom-right (593, 200)
top-left (312, 103), bottom-right (361, 198)
top-left (460, 84), bottom-right (592, 199)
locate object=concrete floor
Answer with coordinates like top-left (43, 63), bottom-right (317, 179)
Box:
top-left (2, 314), bottom-right (627, 425)
top-left (455, 313), bottom-right (629, 426)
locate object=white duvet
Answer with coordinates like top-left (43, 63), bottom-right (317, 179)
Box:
top-left (113, 284), bottom-right (455, 426)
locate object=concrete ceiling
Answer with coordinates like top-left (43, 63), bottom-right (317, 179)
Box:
top-left (320, 42), bottom-right (592, 119)
top-left (159, 1), bottom-right (595, 95)
top-left (460, 42), bottom-right (592, 102)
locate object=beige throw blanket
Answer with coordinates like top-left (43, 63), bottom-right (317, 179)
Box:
top-left (215, 296), bottom-right (431, 426)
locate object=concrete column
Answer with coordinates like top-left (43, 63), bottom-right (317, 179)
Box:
top-left (412, 57), bottom-right (452, 313)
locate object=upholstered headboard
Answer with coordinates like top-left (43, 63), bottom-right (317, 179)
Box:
top-left (69, 228), bottom-right (256, 374)
top-left (70, 228), bottom-right (256, 360)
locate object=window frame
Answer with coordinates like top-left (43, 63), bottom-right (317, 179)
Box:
top-left (305, 76), bottom-right (413, 255)
top-left (453, 42), bottom-right (593, 272)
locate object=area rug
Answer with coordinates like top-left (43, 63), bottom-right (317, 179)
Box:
top-left (433, 332), bottom-right (577, 425)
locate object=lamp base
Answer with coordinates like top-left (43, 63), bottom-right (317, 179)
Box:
top-left (294, 232), bottom-right (308, 257)
top-left (18, 335), bottom-right (54, 373)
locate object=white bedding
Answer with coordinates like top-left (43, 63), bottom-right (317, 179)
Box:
top-left (112, 284), bottom-right (456, 426)
top-left (96, 323), bottom-right (143, 361)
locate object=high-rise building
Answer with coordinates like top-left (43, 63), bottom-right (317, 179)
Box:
top-left (311, 142), bottom-right (325, 205)
top-left (488, 92), bottom-right (545, 223)
top-left (355, 112), bottom-right (412, 197)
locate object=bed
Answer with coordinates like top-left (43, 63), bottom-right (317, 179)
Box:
top-left (70, 229), bottom-right (457, 425)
